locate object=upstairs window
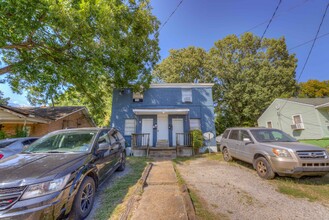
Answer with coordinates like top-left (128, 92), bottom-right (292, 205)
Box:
top-left (133, 92), bottom-right (143, 102)
top-left (182, 88), bottom-right (192, 103)
top-left (124, 119), bottom-right (136, 135)
top-left (190, 119), bottom-right (201, 130)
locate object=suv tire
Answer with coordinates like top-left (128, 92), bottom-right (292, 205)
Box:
top-left (70, 176), bottom-right (96, 219)
top-left (255, 157), bottom-right (275, 179)
top-left (117, 152), bottom-right (126, 171)
top-left (222, 147), bottom-right (233, 162)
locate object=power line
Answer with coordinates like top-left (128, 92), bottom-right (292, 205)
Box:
top-left (296, 2), bottom-right (329, 82)
top-left (239, 0), bottom-right (310, 37)
top-left (289, 31), bottom-right (329, 51)
top-left (260, 0), bottom-right (282, 41)
top-left (158, 0), bottom-right (184, 33)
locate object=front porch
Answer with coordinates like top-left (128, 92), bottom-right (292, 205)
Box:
top-left (131, 133), bottom-right (193, 157)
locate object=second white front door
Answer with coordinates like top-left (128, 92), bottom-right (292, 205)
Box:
top-left (157, 114), bottom-right (168, 141)
top-left (172, 118), bottom-right (184, 146)
top-left (142, 118), bottom-right (153, 147)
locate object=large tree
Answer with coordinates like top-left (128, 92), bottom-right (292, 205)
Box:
top-left (154, 33), bottom-right (297, 133)
top-left (0, 0), bottom-right (159, 124)
top-left (209, 33), bottom-right (297, 130)
top-left (298, 79), bottom-right (329, 98)
top-left (153, 47), bottom-right (209, 83)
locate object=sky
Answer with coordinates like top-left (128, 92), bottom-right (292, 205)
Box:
top-left (1, 0), bottom-right (329, 106)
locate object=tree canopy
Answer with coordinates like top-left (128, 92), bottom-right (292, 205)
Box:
top-left (154, 33), bottom-right (297, 133)
top-left (0, 0), bottom-right (160, 125)
top-left (153, 47), bottom-right (209, 83)
top-left (0, 90), bottom-right (9, 105)
top-left (298, 79), bottom-right (329, 98)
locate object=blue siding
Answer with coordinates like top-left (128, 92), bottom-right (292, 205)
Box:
top-left (110, 86), bottom-right (216, 148)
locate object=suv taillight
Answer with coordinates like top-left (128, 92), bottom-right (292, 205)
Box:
top-left (0, 154), bottom-right (3, 159)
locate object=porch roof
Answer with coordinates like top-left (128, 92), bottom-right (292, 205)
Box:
top-left (133, 108), bottom-right (190, 115)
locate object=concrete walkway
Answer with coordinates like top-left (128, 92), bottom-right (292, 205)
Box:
top-left (130, 160), bottom-right (190, 220)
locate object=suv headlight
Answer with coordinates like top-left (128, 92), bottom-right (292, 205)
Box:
top-left (21, 174), bottom-right (70, 200)
top-left (272, 148), bottom-right (292, 158)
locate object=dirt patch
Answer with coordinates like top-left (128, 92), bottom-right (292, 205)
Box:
top-left (177, 158), bottom-right (329, 220)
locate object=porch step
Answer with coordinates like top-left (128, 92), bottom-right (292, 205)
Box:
top-left (156, 139), bottom-right (169, 147)
top-left (148, 148), bottom-right (176, 158)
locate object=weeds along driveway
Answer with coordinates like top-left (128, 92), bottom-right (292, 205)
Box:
top-left (176, 155), bottom-right (329, 220)
top-left (86, 157), bottom-right (149, 220)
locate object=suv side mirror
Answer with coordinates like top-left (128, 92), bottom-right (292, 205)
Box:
top-left (243, 138), bottom-right (252, 143)
top-left (97, 142), bottom-right (110, 152)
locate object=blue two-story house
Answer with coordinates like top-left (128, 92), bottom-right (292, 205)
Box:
top-left (110, 83), bottom-right (216, 156)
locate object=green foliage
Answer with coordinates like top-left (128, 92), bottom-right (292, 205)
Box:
top-left (0, 130), bottom-right (7, 139)
top-left (54, 87), bottom-right (112, 126)
top-left (298, 79), bottom-right (329, 98)
top-left (153, 47), bottom-right (209, 83)
top-left (14, 127), bottom-right (28, 138)
top-left (0, 90), bottom-right (9, 106)
top-left (0, 0), bottom-right (160, 119)
top-left (190, 129), bottom-right (203, 152)
top-left (154, 33), bottom-right (297, 133)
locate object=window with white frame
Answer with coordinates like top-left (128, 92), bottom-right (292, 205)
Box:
top-left (291, 114), bottom-right (304, 130)
top-left (292, 114), bottom-right (302, 124)
top-left (190, 119), bottom-right (201, 130)
top-left (124, 119), bottom-right (136, 135)
top-left (266, 121), bottom-right (272, 128)
top-left (182, 88), bottom-right (192, 103)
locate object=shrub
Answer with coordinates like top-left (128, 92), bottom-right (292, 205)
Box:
top-left (14, 127), bottom-right (28, 138)
top-left (190, 129), bottom-right (203, 154)
top-left (0, 130), bottom-right (6, 140)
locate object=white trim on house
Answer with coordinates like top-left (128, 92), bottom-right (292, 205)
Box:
top-left (133, 108), bottom-right (189, 115)
top-left (276, 99), bottom-right (317, 107)
top-left (150, 83), bottom-right (214, 88)
top-left (315, 102), bottom-right (329, 109)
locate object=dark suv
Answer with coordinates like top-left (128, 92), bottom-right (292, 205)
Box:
top-left (0, 127), bottom-right (126, 219)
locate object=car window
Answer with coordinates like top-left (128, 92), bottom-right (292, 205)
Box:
top-left (98, 130), bottom-right (110, 144)
top-left (26, 131), bottom-right (97, 153)
top-left (222, 130), bottom-right (230, 139)
top-left (228, 130), bottom-right (239, 140)
top-left (240, 130), bottom-right (251, 141)
top-left (250, 129), bottom-right (296, 142)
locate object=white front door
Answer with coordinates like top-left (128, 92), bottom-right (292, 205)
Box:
top-left (142, 118), bottom-right (153, 147)
top-left (172, 118), bottom-right (184, 146)
top-left (157, 114), bottom-right (168, 142)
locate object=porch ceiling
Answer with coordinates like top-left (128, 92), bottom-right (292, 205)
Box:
top-left (133, 108), bottom-right (189, 115)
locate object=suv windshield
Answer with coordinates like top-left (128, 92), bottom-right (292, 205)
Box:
top-left (250, 129), bottom-right (296, 143)
top-left (25, 131), bottom-right (97, 153)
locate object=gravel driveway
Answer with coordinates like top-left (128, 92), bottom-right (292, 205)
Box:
top-left (177, 158), bottom-right (329, 220)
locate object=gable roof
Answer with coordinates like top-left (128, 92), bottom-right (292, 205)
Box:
top-left (0, 105), bottom-right (94, 124)
top-left (19, 106), bottom-right (86, 120)
top-left (279, 98), bottom-right (329, 106)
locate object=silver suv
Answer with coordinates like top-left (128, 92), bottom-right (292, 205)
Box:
top-left (220, 128), bottom-right (329, 179)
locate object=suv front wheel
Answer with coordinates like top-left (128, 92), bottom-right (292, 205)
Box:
top-left (255, 157), bottom-right (275, 179)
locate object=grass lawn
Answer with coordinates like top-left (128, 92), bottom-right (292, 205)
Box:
top-left (95, 157), bottom-right (150, 220)
top-left (299, 139), bottom-right (329, 148)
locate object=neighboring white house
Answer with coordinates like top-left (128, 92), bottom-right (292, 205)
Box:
top-left (258, 98), bottom-right (329, 140)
